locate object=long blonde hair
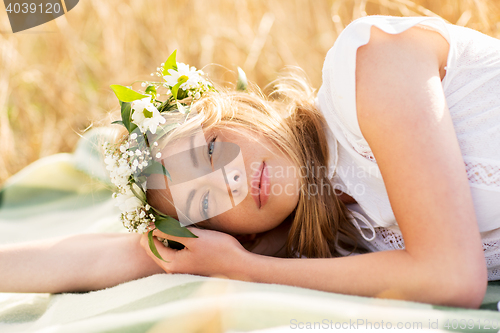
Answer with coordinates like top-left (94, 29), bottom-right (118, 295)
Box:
top-left (144, 72), bottom-right (367, 258)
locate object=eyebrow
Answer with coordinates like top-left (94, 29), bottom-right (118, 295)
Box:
top-left (190, 135), bottom-right (198, 168)
top-left (184, 188), bottom-right (196, 223)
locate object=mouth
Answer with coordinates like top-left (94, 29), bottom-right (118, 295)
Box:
top-left (251, 162), bottom-right (270, 209)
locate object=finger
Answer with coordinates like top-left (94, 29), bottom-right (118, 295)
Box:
top-left (152, 227), bottom-right (201, 245)
top-left (140, 233), bottom-right (177, 265)
top-left (140, 233), bottom-right (148, 249)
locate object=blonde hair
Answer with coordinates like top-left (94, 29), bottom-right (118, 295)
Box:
top-left (145, 72), bottom-right (367, 258)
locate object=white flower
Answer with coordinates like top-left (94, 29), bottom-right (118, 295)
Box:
top-left (115, 191), bottom-right (143, 212)
top-left (104, 155), bottom-right (118, 169)
top-left (137, 223), bottom-right (148, 234)
top-left (132, 159), bottom-right (139, 171)
top-left (131, 97), bottom-right (166, 134)
top-left (163, 63), bottom-right (203, 89)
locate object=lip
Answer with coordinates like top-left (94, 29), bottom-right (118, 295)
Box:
top-left (259, 163), bottom-right (270, 208)
top-left (250, 163), bottom-right (263, 208)
top-left (250, 162), bottom-right (270, 209)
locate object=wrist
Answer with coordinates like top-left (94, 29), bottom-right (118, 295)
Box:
top-left (228, 247), bottom-right (264, 283)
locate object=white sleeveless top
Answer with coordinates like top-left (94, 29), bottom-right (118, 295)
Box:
top-left (316, 15), bottom-right (500, 280)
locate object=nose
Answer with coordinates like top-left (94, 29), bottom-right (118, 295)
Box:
top-left (225, 168), bottom-right (244, 199)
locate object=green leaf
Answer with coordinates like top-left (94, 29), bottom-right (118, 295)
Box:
top-left (236, 67), bottom-right (248, 91)
top-left (157, 100), bottom-right (172, 112)
top-left (148, 230), bottom-right (169, 262)
top-left (120, 102), bottom-right (138, 133)
top-left (171, 76), bottom-right (188, 100)
top-left (176, 101), bottom-right (188, 114)
top-left (129, 181), bottom-right (146, 203)
top-left (155, 216), bottom-right (198, 238)
top-left (176, 88), bottom-right (188, 100)
top-left (111, 120), bottom-right (124, 126)
top-left (110, 84), bottom-right (148, 102)
top-left (145, 85), bottom-right (157, 100)
top-left (162, 50), bottom-right (178, 76)
top-left (142, 159), bottom-right (171, 180)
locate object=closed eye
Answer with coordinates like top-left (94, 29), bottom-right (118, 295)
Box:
top-left (207, 135), bottom-right (217, 167)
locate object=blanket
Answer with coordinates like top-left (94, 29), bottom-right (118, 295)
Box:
top-left (1, 128), bottom-right (500, 333)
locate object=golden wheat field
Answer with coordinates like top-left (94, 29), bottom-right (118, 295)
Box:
top-left (0, 0), bottom-right (499, 186)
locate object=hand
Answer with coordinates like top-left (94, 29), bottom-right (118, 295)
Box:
top-left (140, 227), bottom-right (250, 279)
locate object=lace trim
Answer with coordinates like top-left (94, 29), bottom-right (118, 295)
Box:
top-left (483, 239), bottom-right (500, 252)
top-left (350, 144), bottom-right (500, 188)
top-left (465, 160), bottom-right (500, 188)
top-left (373, 227), bottom-right (500, 253)
top-left (375, 227), bottom-right (405, 250)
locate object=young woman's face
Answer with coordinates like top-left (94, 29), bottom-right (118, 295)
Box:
top-left (147, 125), bottom-right (301, 235)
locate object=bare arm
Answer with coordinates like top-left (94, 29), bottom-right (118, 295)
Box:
top-left (0, 233), bottom-right (164, 293)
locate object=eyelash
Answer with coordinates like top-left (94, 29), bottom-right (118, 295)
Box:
top-left (208, 135), bottom-right (217, 164)
top-left (201, 190), bottom-right (210, 220)
top-left (201, 135), bottom-right (217, 219)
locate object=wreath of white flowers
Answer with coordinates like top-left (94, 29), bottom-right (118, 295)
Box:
top-left (102, 50), bottom-right (220, 260)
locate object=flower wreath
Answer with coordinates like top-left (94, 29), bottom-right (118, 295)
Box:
top-left (102, 51), bottom-right (244, 261)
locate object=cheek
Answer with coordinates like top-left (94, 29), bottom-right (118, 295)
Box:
top-left (213, 201), bottom-right (256, 234)
top-left (270, 166), bottom-right (301, 201)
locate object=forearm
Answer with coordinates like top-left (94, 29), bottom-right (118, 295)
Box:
top-left (236, 249), bottom-right (485, 309)
top-left (0, 233), bottom-right (164, 293)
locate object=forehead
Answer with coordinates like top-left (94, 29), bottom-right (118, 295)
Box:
top-left (160, 128), bottom-right (208, 158)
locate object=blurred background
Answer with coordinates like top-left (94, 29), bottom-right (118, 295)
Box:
top-left (0, 0), bottom-right (499, 186)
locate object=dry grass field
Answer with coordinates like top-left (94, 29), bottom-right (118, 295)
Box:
top-left (0, 0), bottom-right (499, 185)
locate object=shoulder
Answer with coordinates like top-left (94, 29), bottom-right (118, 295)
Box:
top-left (319, 15), bottom-right (449, 141)
top-left (323, 15), bottom-right (449, 67)
top-left (355, 22), bottom-right (449, 119)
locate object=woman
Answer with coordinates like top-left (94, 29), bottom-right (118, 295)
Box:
top-left (1, 15), bottom-right (498, 309)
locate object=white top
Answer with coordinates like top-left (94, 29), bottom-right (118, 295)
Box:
top-left (317, 15), bottom-right (500, 280)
